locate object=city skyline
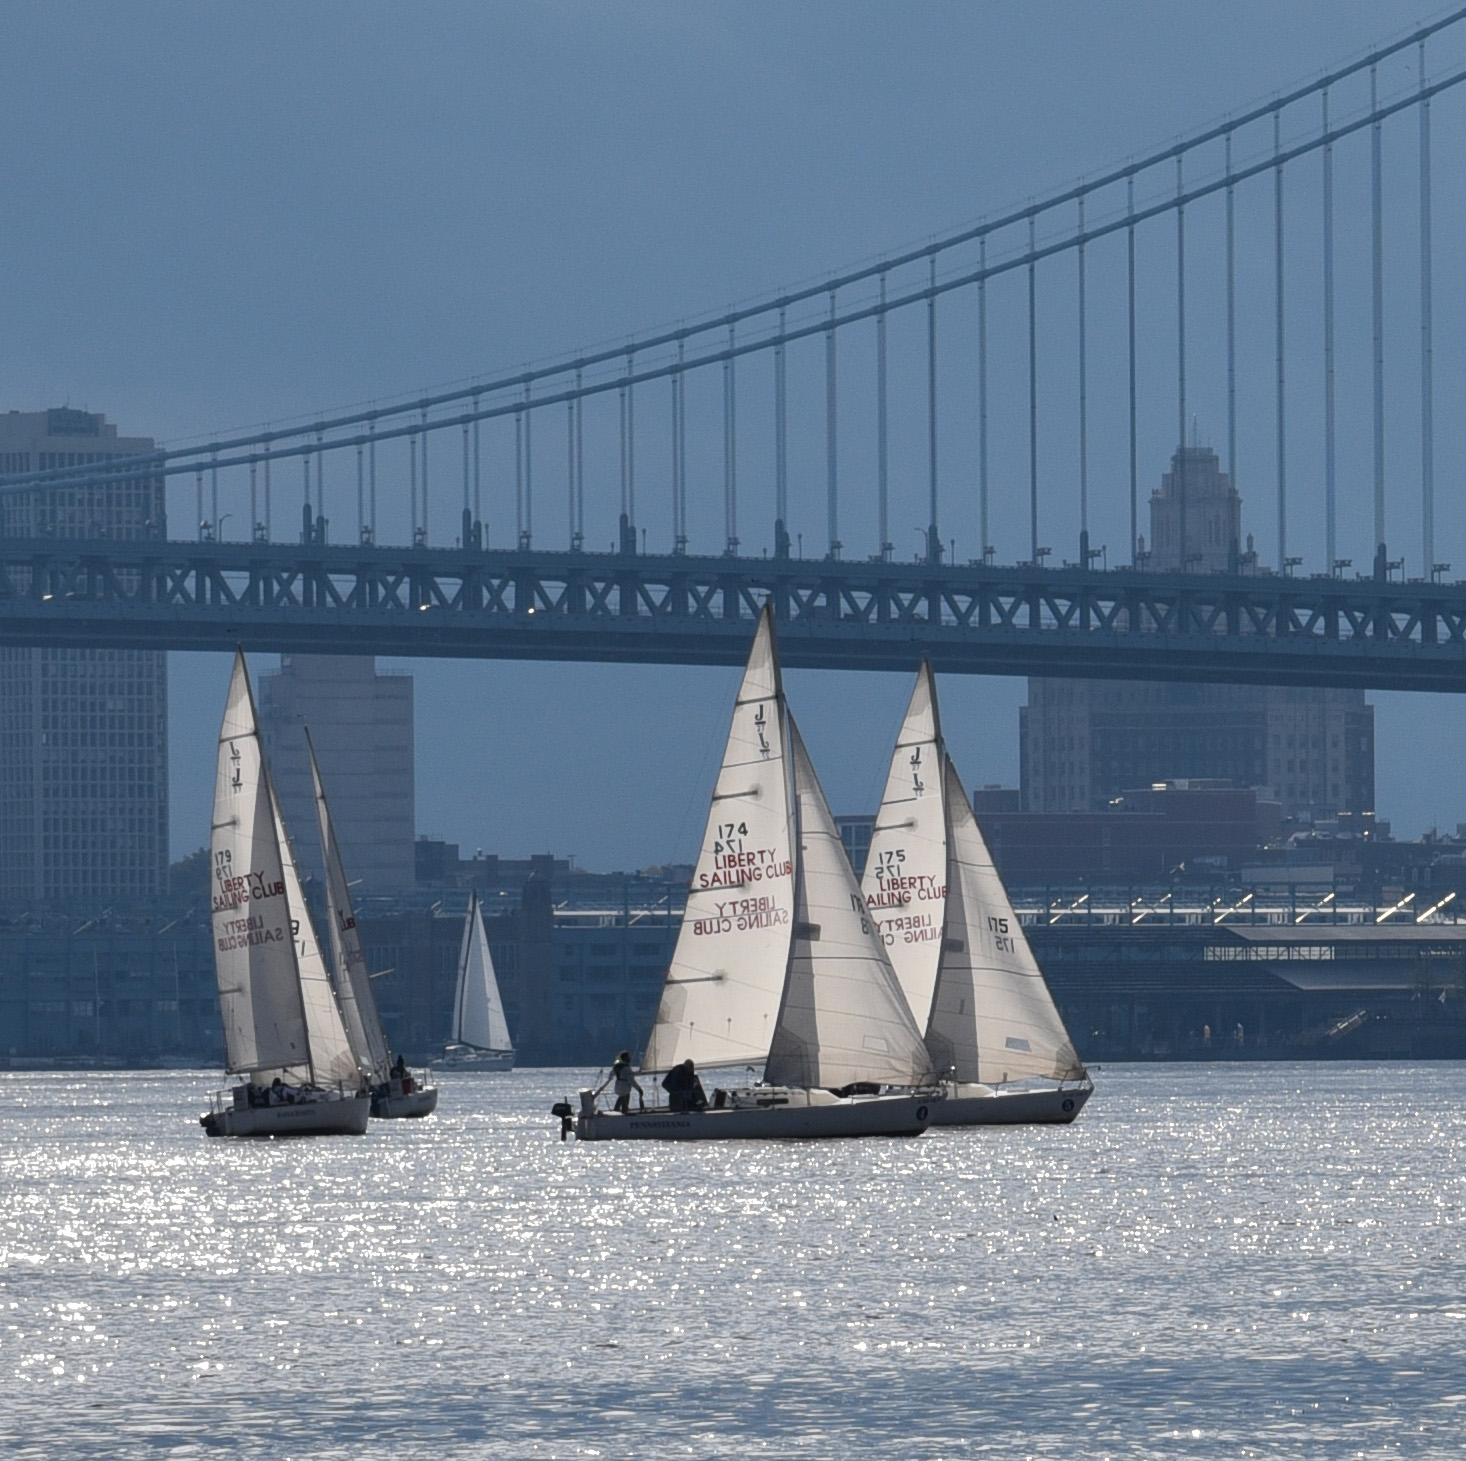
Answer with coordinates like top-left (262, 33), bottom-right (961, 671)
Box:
top-left (5, 2), bottom-right (1464, 869)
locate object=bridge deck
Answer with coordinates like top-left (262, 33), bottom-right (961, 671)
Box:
top-left (2, 539), bottom-right (1464, 691)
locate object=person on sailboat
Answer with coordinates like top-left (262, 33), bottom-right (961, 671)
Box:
top-left (663, 1060), bottom-right (708, 1113)
top-left (596, 1051), bottom-right (644, 1114)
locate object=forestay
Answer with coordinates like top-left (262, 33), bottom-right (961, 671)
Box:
top-left (311, 738), bottom-right (393, 1081)
top-left (454, 895), bottom-right (513, 1053)
top-left (209, 652), bottom-right (309, 1081)
top-left (928, 757), bottom-right (1086, 1083)
top-left (860, 663), bottom-right (949, 1029)
top-left (642, 607), bottom-right (795, 1074)
top-left (765, 720), bottom-right (934, 1090)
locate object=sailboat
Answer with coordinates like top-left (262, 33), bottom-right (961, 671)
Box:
top-left (200, 651), bottom-right (371, 1136)
top-left (308, 732), bottom-right (439, 1118)
top-left (861, 663), bottom-right (1093, 1124)
top-left (568, 606), bottom-right (937, 1141)
top-left (442, 893), bottom-right (515, 1070)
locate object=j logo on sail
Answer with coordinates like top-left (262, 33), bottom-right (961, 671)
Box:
top-left (229, 742), bottom-right (242, 791)
top-left (909, 745), bottom-right (925, 796)
top-left (754, 704), bottom-right (771, 759)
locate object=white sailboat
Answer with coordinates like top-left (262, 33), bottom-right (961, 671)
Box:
top-left (861, 663), bottom-right (1092, 1124)
top-left (200, 651), bottom-right (371, 1137)
top-left (308, 732), bottom-right (439, 1118)
top-left (570, 606), bottom-right (937, 1141)
top-left (442, 893), bottom-right (515, 1070)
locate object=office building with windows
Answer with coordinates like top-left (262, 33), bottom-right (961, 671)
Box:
top-left (0, 409), bottom-right (167, 907)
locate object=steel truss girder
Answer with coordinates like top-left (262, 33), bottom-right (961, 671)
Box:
top-left (3, 539), bottom-right (1466, 690)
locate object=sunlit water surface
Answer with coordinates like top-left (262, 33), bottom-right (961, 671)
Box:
top-left (2, 1064), bottom-right (1465, 1458)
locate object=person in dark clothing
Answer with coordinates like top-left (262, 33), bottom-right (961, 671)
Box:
top-left (662, 1059), bottom-right (708, 1113)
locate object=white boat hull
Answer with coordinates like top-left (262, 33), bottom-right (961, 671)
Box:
top-left (440, 1046), bottom-right (514, 1071)
top-left (200, 1088), bottom-right (370, 1137)
top-left (928, 1081), bottom-right (1092, 1126)
top-left (571, 1088), bottom-right (935, 1141)
top-left (371, 1080), bottom-right (439, 1119)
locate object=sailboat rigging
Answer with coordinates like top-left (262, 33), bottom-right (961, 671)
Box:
top-left (200, 651), bottom-right (370, 1137)
top-left (861, 663), bottom-right (1093, 1124)
top-left (308, 731), bottom-right (439, 1118)
top-left (566, 606), bottom-right (937, 1141)
top-left (442, 893), bottom-right (515, 1070)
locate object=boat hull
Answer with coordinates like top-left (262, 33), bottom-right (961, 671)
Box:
top-left (371, 1084), bottom-right (439, 1119)
top-left (440, 1047), bottom-right (514, 1071)
top-left (573, 1089), bottom-right (934, 1141)
top-left (200, 1089), bottom-right (371, 1137)
top-left (928, 1081), bottom-right (1092, 1126)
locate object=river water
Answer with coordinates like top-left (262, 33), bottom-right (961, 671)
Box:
top-left (2, 1063), bottom-right (1464, 1458)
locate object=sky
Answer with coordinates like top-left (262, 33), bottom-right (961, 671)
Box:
top-left (4, 0), bottom-right (1466, 867)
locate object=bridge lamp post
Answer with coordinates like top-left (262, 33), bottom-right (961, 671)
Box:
top-left (1085, 543), bottom-right (1107, 571)
top-left (1283, 556), bottom-right (1303, 577)
top-left (1332, 558), bottom-right (1353, 579)
top-left (1033, 546), bottom-right (1052, 568)
top-left (1432, 563), bottom-right (1452, 584)
top-left (215, 513), bottom-right (231, 543)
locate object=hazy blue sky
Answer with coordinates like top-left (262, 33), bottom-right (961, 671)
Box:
top-left (4, 1), bottom-right (1464, 867)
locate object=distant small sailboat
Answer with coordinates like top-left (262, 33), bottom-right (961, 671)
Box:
top-left (308, 732), bottom-right (439, 1119)
top-left (442, 894), bottom-right (515, 1070)
top-left (200, 652), bottom-right (370, 1137)
top-left (862, 663), bottom-right (1092, 1124)
top-left (568, 606), bottom-right (937, 1141)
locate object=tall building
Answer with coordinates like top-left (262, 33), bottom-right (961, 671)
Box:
top-left (1021, 445), bottom-right (1374, 823)
top-left (258, 655), bottom-right (415, 892)
top-left (0, 409), bottom-right (167, 908)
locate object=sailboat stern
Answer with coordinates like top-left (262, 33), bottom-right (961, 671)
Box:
top-left (926, 1077), bottom-right (1093, 1126)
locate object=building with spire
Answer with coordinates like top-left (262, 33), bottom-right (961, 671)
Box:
top-left (1020, 444), bottom-right (1374, 824)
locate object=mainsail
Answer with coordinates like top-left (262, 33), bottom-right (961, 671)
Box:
top-left (310, 734), bottom-right (393, 1082)
top-left (863, 663), bottom-right (1086, 1085)
top-left (860, 665), bottom-right (949, 1027)
top-left (765, 720), bottom-right (935, 1089)
top-left (210, 652), bottom-right (310, 1081)
top-left (453, 894), bottom-right (513, 1053)
top-left (642, 606), bottom-right (795, 1073)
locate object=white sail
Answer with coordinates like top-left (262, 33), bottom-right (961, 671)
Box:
top-left (310, 735), bottom-right (393, 1082)
top-left (765, 718), bottom-right (934, 1089)
top-left (271, 772), bottom-right (364, 1089)
top-left (210, 652), bottom-right (311, 1081)
top-left (928, 755), bottom-right (1086, 1083)
top-left (453, 894), bottom-right (513, 1053)
top-left (642, 605), bottom-right (796, 1073)
top-left (860, 663), bottom-right (949, 1029)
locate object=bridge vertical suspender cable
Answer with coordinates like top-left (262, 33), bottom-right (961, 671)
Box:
top-left (978, 238), bottom-right (988, 564)
top-left (1176, 156), bottom-right (1186, 571)
top-left (1322, 94), bottom-right (1336, 573)
top-left (1127, 177), bottom-right (1137, 567)
top-left (877, 274), bottom-right (889, 560)
top-left (1372, 64), bottom-right (1386, 564)
top-left (1274, 109), bottom-right (1287, 574)
top-left (1420, 37), bottom-right (1435, 578)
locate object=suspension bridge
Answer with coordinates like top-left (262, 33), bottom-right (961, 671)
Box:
top-left (6, 13), bottom-right (1466, 688)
